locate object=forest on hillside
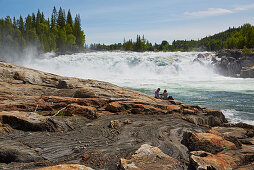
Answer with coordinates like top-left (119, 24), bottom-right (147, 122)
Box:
top-left (90, 24), bottom-right (254, 52)
top-left (0, 7), bottom-right (85, 57)
top-left (1, 6), bottom-right (253, 55)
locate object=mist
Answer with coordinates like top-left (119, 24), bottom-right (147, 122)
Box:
top-left (0, 45), bottom-right (56, 66)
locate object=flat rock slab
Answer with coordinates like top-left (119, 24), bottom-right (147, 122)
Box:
top-left (0, 140), bottom-right (43, 163)
top-left (211, 127), bottom-right (248, 138)
top-left (39, 164), bottom-right (94, 170)
top-left (0, 114), bottom-right (207, 169)
top-left (120, 144), bottom-right (184, 170)
top-left (0, 111), bottom-right (71, 132)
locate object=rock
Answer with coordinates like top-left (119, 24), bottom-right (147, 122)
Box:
top-left (204, 109), bottom-right (227, 125)
top-left (1, 61), bottom-right (251, 169)
top-left (197, 53), bottom-right (205, 59)
top-left (66, 104), bottom-right (99, 119)
top-left (13, 71), bottom-right (42, 84)
top-left (109, 120), bottom-right (120, 129)
top-left (82, 153), bottom-right (91, 161)
top-left (190, 144), bottom-right (254, 170)
top-left (124, 119), bottom-right (131, 124)
top-left (239, 138), bottom-right (254, 145)
top-left (193, 58), bottom-right (205, 65)
top-left (73, 88), bottom-right (97, 98)
top-left (189, 151), bottom-right (234, 170)
top-left (213, 49), bottom-right (254, 78)
top-left (0, 140), bottom-right (43, 163)
top-left (105, 101), bottom-right (124, 112)
top-left (166, 105), bottom-right (181, 113)
top-left (38, 164), bottom-right (94, 170)
top-left (183, 132), bottom-right (237, 154)
top-left (210, 127), bottom-right (248, 139)
top-left (183, 109), bottom-right (195, 115)
top-left (0, 122), bottom-right (12, 135)
top-left (240, 66), bottom-right (254, 78)
top-left (183, 113), bottom-right (226, 127)
top-left (57, 80), bottom-right (69, 89)
top-left (119, 144), bottom-right (184, 170)
top-left (218, 144), bottom-right (254, 168)
top-left (236, 163), bottom-right (254, 170)
top-left (0, 111), bottom-right (70, 132)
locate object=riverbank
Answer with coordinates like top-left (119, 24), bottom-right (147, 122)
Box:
top-left (0, 62), bottom-right (253, 169)
top-left (213, 49), bottom-right (254, 78)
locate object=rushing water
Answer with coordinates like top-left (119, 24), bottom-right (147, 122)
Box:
top-left (23, 51), bottom-right (254, 125)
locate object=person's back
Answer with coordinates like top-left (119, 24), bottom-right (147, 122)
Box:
top-left (155, 88), bottom-right (160, 98)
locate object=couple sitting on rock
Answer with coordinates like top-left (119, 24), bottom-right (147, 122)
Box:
top-left (155, 88), bottom-right (174, 100)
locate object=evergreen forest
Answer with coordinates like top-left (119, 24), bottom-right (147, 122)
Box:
top-left (0, 7), bottom-right (85, 57)
top-left (90, 24), bottom-right (254, 52)
top-left (1, 6), bottom-right (254, 55)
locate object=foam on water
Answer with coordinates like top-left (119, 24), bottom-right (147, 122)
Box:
top-left (23, 51), bottom-right (254, 125)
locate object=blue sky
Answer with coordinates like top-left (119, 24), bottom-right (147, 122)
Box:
top-left (0, 0), bottom-right (254, 44)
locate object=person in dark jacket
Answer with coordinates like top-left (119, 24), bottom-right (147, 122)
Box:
top-left (155, 88), bottom-right (160, 98)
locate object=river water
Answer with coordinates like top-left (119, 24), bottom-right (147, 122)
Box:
top-left (23, 51), bottom-right (254, 125)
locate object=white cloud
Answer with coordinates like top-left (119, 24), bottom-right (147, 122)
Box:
top-left (184, 8), bottom-right (233, 18)
top-left (234, 3), bottom-right (254, 11)
top-left (86, 24), bottom-right (228, 44)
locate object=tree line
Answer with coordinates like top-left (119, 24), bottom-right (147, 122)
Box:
top-left (90, 23), bottom-right (254, 52)
top-left (0, 7), bottom-right (85, 57)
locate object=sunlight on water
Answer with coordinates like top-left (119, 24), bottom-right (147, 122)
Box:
top-left (23, 51), bottom-right (254, 125)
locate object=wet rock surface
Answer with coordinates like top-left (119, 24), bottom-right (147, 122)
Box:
top-left (213, 49), bottom-right (254, 78)
top-left (0, 62), bottom-right (253, 169)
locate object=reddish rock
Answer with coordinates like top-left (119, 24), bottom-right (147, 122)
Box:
top-left (38, 164), bottom-right (94, 170)
top-left (105, 101), bottom-right (124, 112)
top-left (41, 96), bottom-right (108, 108)
top-left (66, 104), bottom-right (99, 119)
top-left (82, 153), bottom-right (91, 161)
top-left (124, 119), bottom-right (131, 124)
top-left (183, 132), bottom-right (237, 154)
top-left (210, 127), bottom-right (248, 139)
top-left (235, 163), bottom-right (254, 170)
top-left (183, 109), bottom-right (196, 115)
top-left (190, 151), bottom-right (234, 170)
top-left (0, 111), bottom-right (70, 132)
top-left (218, 144), bottom-right (254, 167)
top-left (131, 104), bottom-right (164, 115)
top-left (166, 105), bottom-right (181, 113)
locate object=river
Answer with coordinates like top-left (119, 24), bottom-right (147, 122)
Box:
top-left (22, 51), bottom-right (254, 125)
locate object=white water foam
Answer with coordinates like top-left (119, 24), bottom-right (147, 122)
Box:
top-left (20, 51), bottom-right (254, 125)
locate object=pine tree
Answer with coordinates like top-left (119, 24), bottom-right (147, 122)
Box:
top-left (51, 6), bottom-right (58, 28)
top-left (18, 16), bottom-right (24, 33)
top-left (73, 14), bottom-right (85, 50)
top-left (66, 10), bottom-right (73, 26)
top-left (25, 15), bottom-right (32, 31)
top-left (13, 17), bottom-right (17, 28)
top-left (32, 13), bottom-right (36, 28)
top-left (57, 7), bottom-right (65, 28)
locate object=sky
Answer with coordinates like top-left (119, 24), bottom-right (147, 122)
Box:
top-left (0, 0), bottom-right (254, 45)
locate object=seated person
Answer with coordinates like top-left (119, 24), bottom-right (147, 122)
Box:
top-left (161, 90), bottom-right (168, 99)
top-left (155, 88), bottom-right (160, 98)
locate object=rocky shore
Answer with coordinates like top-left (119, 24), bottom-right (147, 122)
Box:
top-left (0, 61), bottom-right (253, 169)
top-left (211, 49), bottom-right (254, 78)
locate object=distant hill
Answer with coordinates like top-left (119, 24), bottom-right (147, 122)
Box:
top-left (90, 23), bottom-right (254, 52)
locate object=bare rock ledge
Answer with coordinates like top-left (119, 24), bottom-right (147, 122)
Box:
top-left (0, 62), bottom-right (253, 169)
